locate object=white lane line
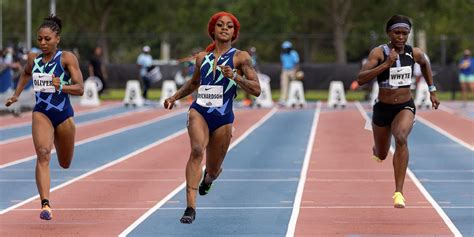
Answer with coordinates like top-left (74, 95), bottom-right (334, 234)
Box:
top-left (0, 109), bottom-right (186, 169)
top-left (119, 107), bottom-right (278, 237)
top-left (286, 101), bottom-right (321, 237)
top-left (0, 103), bottom-right (122, 130)
top-left (355, 101), bottom-right (373, 131)
top-left (0, 128), bottom-right (188, 215)
top-left (406, 166), bottom-right (462, 237)
top-left (356, 101), bottom-right (462, 237)
top-left (10, 205), bottom-right (474, 212)
top-left (0, 107), bottom-right (149, 145)
top-left (4, 178), bottom-right (472, 183)
top-left (416, 115), bottom-right (473, 151)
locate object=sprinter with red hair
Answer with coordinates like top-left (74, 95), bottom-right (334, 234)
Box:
top-left (164, 11), bottom-right (260, 224)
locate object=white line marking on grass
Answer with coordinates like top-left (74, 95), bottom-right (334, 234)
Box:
top-left (0, 128), bottom-right (187, 215)
top-left (416, 115), bottom-right (473, 151)
top-left (286, 101), bottom-right (321, 237)
top-left (119, 107), bottom-right (278, 237)
top-left (0, 109), bottom-right (186, 169)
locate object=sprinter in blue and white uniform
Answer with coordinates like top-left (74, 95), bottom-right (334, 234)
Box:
top-left (357, 15), bottom-right (439, 208)
top-left (164, 11), bottom-right (261, 224)
top-left (5, 15), bottom-right (84, 220)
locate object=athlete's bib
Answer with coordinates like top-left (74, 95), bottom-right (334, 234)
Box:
top-left (32, 73), bottom-right (56, 93)
top-left (389, 66), bottom-right (412, 87)
top-left (196, 85), bottom-right (223, 107)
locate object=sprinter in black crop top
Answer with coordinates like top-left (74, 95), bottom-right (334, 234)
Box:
top-left (356, 14), bottom-right (440, 209)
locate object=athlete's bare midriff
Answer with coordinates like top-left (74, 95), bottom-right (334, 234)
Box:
top-left (378, 87), bottom-right (412, 104)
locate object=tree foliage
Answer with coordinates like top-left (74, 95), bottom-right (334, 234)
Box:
top-left (2, 0), bottom-right (473, 64)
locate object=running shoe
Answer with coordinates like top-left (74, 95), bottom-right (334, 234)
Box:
top-left (180, 207), bottom-right (196, 224)
top-left (40, 205), bottom-right (53, 220)
top-left (372, 146), bottom-right (384, 163)
top-left (199, 170), bottom-right (212, 196)
top-left (392, 192), bottom-right (406, 208)
top-left (372, 155), bottom-right (383, 163)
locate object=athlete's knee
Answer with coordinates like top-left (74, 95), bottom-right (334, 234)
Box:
top-left (190, 145), bottom-right (205, 159)
top-left (36, 147), bottom-right (52, 162)
top-left (393, 132), bottom-right (408, 147)
top-left (58, 158), bottom-right (72, 169)
top-left (374, 146), bottom-right (389, 160)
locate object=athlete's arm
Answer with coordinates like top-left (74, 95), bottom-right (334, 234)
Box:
top-left (413, 47), bottom-right (439, 109)
top-left (219, 51), bottom-right (260, 96)
top-left (235, 51), bottom-right (261, 96)
top-left (164, 52), bottom-right (204, 109)
top-left (60, 51), bottom-right (84, 96)
top-left (5, 52), bottom-right (36, 106)
top-left (357, 47), bottom-right (394, 85)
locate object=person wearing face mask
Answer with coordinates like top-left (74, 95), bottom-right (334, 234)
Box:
top-left (5, 15), bottom-right (84, 220)
top-left (357, 14), bottom-right (440, 208)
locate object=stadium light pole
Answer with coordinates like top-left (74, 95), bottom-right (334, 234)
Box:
top-left (26, 0), bottom-right (31, 51)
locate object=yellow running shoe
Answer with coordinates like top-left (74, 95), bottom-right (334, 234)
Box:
top-left (372, 155), bottom-right (383, 163)
top-left (40, 205), bottom-right (53, 220)
top-left (392, 192), bottom-right (406, 208)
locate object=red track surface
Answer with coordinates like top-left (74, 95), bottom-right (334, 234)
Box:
top-left (0, 108), bottom-right (172, 165)
top-left (0, 101), bottom-right (121, 127)
top-left (0, 108), bottom-right (271, 237)
top-left (294, 106), bottom-right (453, 236)
top-left (418, 109), bottom-right (474, 146)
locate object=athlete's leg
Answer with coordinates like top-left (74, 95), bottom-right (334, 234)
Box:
top-left (32, 112), bottom-right (55, 202)
top-left (54, 117), bottom-right (76, 169)
top-left (390, 110), bottom-right (415, 193)
top-left (204, 123), bottom-right (232, 183)
top-left (372, 123), bottom-right (392, 161)
top-left (185, 109), bottom-right (209, 209)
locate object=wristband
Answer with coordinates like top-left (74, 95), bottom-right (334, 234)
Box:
top-left (233, 71), bottom-right (238, 81)
top-left (428, 85), bottom-right (436, 92)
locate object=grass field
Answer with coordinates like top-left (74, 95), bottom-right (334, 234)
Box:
top-left (99, 89), bottom-right (467, 101)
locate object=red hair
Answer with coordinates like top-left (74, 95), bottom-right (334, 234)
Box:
top-left (205, 11), bottom-right (240, 52)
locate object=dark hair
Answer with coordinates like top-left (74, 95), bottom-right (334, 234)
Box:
top-left (386, 15), bottom-right (411, 33)
top-left (39, 15), bottom-right (62, 35)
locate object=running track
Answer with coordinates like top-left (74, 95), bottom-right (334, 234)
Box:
top-left (0, 101), bottom-right (472, 236)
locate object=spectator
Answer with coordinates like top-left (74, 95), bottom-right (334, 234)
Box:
top-left (88, 46), bottom-right (108, 95)
top-left (279, 41), bottom-right (300, 104)
top-left (136, 45), bottom-right (153, 99)
top-left (458, 49), bottom-right (474, 105)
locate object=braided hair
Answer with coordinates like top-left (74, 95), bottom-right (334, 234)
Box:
top-left (39, 15), bottom-right (62, 35)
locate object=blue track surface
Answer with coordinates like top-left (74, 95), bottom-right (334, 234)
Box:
top-left (128, 109), bottom-right (316, 236)
top-left (409, 121), bottom-right (474, 236)
top-left (0, 112), bottom-right (187, 210)
top-left (0, 105), bottom-right (135, 141)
